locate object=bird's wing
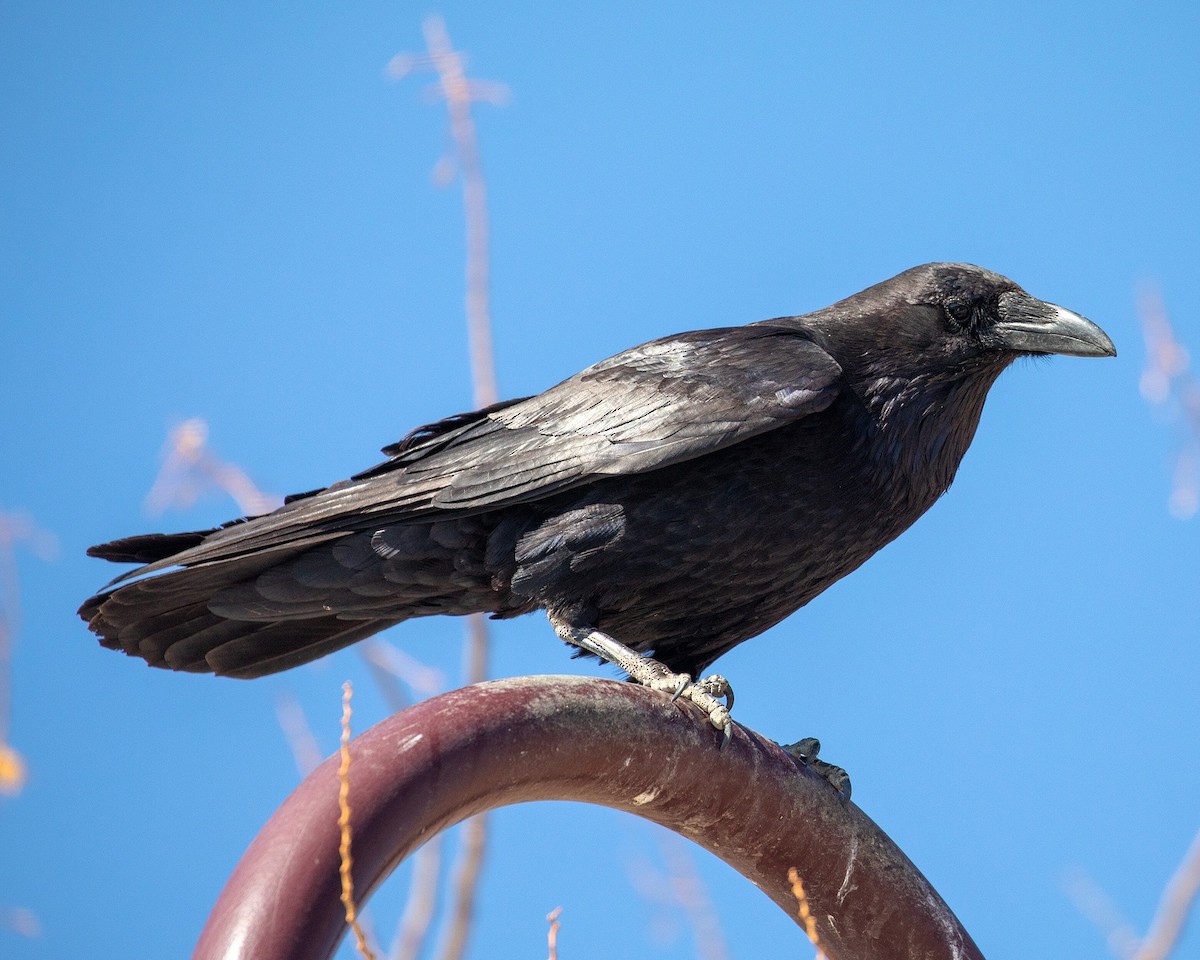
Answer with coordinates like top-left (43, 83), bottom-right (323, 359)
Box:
top-left (398, 324), bottom-right (843, 510)
top-left (99, 326), bottom-right (840, 579)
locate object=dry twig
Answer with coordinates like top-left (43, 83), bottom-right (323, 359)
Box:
top-left (0, 906), bottom-right (41, 938)
top-left (275, 690), bottom-right (325, 778)
top-left (1138, 285), bottom-right (1200, 519)
top-left (788, 867), bottom-right (826, 960)
top-left (546, 907), bottom-right (563, 960)
top-left (1063, 867), bottom-right (1141, 960)
top-left (387, 17), bottom-right (507, 412)
top-left (1067, 828), bottom-right (1200, 960)
top-left (660, 833), bottom-right (729, 960)
top-left (388, 840), bottom-right (444, 960)
top-left (338, 682), bottom-right (378, 960)
top-left (1134, 828), bottom-right (1200, 960)
top-left (0, 509), bottom-right (55, 796)
top-left (389, 17), bottom-right (506, 960)
top-left (626, 829), bottom-right (729, 958)
top-left (143, 417), bottom-right (281, 518)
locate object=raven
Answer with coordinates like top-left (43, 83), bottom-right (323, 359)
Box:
top-left (80, 263), bottom-right (1114, 734)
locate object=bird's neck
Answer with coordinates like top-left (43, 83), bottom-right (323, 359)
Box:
top-left (855, 367), bottom-right (1006, 501)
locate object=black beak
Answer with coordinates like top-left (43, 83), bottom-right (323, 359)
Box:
top-left (994, 292), bottom-right (1117, 358)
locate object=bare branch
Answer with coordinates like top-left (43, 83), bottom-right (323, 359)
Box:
top-left (361, 640), bottom-right (446, 703)
top-left (627, 831), bottom-right (729, 959)
top-left (143, 418), bottom-right (282, 518)
top-left (0, 906), bottom-right (41, 938)
top-left (387, 839), bottom-right (443, 960)
top-left (1134, 828), bottom-right (1200, 960)
top-left (337, 682), bottom-right (378, 960)
top-left (275, 690), bottom-right (325, 778)
top-left (1138, 285), bottom-right (1200, 518)
top-left (390, 15), bottom-right (506, 410)
top-left (142, 418), bottom-right (214, 514)
top-left (436, 813), bottom-right (487, 960)
top-left (1063, 867), bottom-right (1140, 960)
top-left (389, 18), bottom-right (506, 958)
top-left (0, 509), bottom-right (58, 662)
top-left (546, 907), bottom-right (562, 960)
top-left (0, 509), bottom-right (56, 793)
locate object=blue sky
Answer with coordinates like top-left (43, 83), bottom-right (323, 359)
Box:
top-left (2, 2), bottom-right (1198, 958)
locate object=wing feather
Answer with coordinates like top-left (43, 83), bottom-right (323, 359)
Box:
top-left (103, 324), bottom-right (841, 577)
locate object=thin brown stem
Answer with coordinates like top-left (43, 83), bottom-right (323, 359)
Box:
top-left (275, 691), bottom-right (325, 778)
top-left (1138, 285), bottom-right (1200, 518)
top-left (658, 833), bottom-right (730, 960)
top-left (360, 638), bottom-right (447, 960)
top-left (546, 907), bottom-right (562, 960)
top-left (389, 839), bottom-right (443, 960)
top-left (143, 418), bottom-right (281, 518)
top-left (421, 15), bottom-right (499, 410)
top-left (390, 18), bottom-right (506, 960)
top-left (0, 510), bottom-right (54, 787)
top-left (436, 815), bottom-right (487, 960)
top-left (1134, 828), bottom-right (1200, 960)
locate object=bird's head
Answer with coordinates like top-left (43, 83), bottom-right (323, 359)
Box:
top-left (806, 262), bottom-right (1116, 386)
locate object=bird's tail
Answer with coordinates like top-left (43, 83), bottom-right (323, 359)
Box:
top-left (78, 528), bottom-right (444, 678)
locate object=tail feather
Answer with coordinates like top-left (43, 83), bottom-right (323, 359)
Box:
top-left (79, 530), bottom-right (395, 676)
top-left (205, 618), bottom-right (402, 678)
top-left (81, 507), bottom-right (501, 678)
top-left (145, 608), bottom-right (239, 671)
top-left (86, 530), bottom-right (217, 564)
top-left (89, 583), bottom-right (404, 677)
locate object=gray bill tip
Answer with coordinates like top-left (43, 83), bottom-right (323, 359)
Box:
top-left (996, 292), bottom-right (1117, 358)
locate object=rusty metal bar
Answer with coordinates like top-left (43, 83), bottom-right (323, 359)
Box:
top-left (194, 675), bottom-right (985, 960)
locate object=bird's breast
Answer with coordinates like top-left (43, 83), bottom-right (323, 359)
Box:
top-left (495, 401), bottom-right (938, 670)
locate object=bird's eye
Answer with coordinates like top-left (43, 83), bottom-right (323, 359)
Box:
top-left (946, 300), bottom-right (972, 325)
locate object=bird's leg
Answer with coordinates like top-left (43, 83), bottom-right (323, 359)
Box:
top-left (781, 737), bottom-right (852, 800)
top-left (548, 612), bottom-right (733, 743)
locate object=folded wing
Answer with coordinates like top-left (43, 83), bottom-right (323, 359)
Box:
top-left (97, 324), bottom-right (843, 584)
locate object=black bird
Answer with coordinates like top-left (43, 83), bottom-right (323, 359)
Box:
top-left (80, 263), bottom-right (1115, 735)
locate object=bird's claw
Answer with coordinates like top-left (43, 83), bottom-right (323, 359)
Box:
top-left (676, 674), bottom-right (734, 745)
top-left (789, 737), bottom-right (821, 760)
top-left (819, 763), bottom-right (852, 799)
top-left (782, 737), bottom-right (852, 800)
top-left (646, 671), bottom-right (735, 744)
top-left (545, 616), bottom-right (736, 745)
top-left (693, 674), bottom-right (734, 712)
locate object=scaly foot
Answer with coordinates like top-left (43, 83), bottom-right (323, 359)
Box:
top-left (549, 613), bottom-right (734, 743)
top-left (782, 737), bottom-right (852, 800)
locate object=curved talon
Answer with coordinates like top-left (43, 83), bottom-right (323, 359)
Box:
top-left (791, 737), bottom-right (820, 761)
top-left (780, 738), bottom-right (850, 799)
top-left (694, 674), bottom-right (735, 712)
top-left (545, 616), bottom-right (738, 746)
top-left (547, 617), bottom-right (738, 746)
top-left (706, 706), bottom-right (733, 749)
top-left (823, 764), bottom-right (852, 801)
top-left (806, 758), bottom-right (851, 800)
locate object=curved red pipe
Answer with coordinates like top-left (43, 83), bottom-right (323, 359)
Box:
top-left (194, 675), bottom-right (985, 960)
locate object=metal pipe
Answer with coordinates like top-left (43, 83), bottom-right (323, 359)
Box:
top-left (194, 675), bottom-right (984, 960)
